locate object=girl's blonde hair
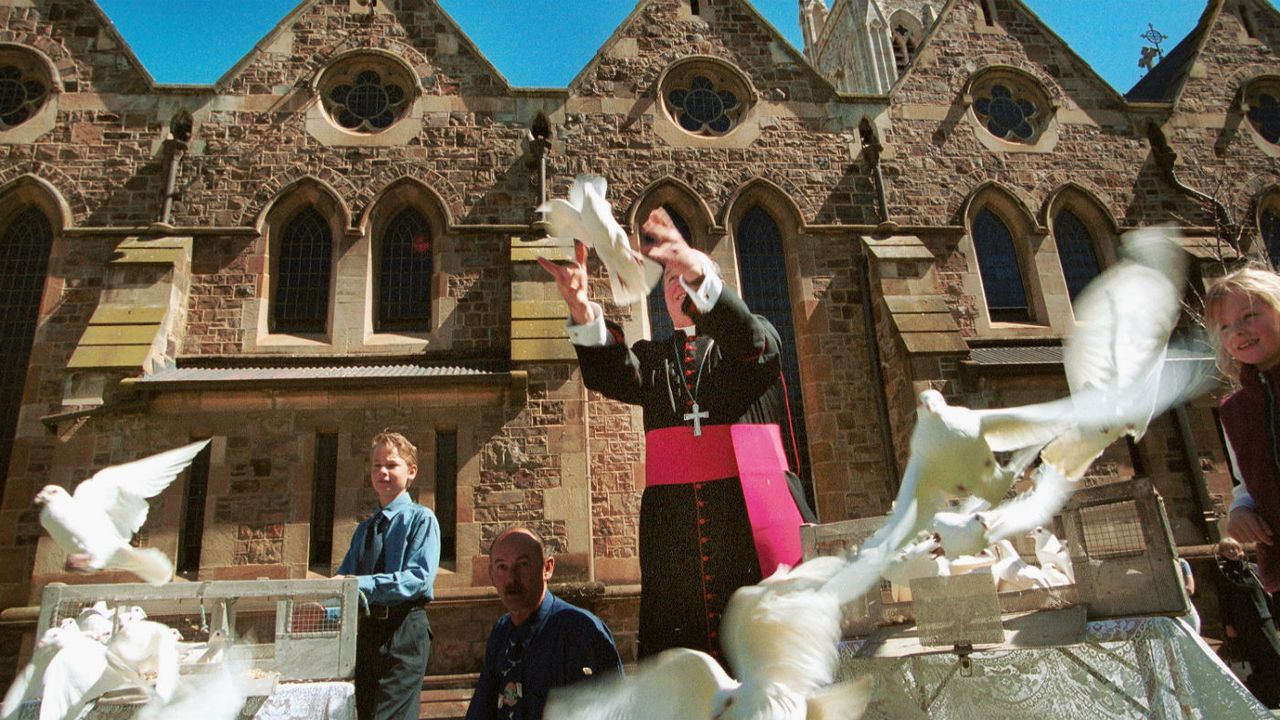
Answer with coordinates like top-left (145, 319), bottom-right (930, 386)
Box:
top-left (1203, 266), bottom-right (1280, 381)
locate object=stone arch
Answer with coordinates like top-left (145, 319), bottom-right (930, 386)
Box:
top-left (247, 168), bottom-right (356, 230)
top-left (0, 163), bottom-right (88, 224)
top-left (960, 182), bottom-right (1048, 327)
top-left (628, 175), bottom-right (715, 248)
top-left (0, 174), bottom-right (73, 232)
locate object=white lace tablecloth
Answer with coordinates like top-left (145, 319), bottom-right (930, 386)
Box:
top-left (838, 616), bottom-right (1270, 719)
top-left (20, 681), bottom-right (355, 720)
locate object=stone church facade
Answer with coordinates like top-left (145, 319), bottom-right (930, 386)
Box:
top-left (0, 0), bottom-right (1277, 679)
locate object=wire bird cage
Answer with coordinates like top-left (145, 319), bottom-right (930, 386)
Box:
top-left (36, 577), bottom-right (359, 682)
top-left (801, 477), bottom-right (1187, 636)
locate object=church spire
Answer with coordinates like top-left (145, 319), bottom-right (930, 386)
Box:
top-left (800, 0), bottom-right (830, 63)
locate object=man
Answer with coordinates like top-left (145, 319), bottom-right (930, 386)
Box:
top-left (538, 207), bottom-right (814, 666)
top-left (465, 527), bottom-right (622, 720)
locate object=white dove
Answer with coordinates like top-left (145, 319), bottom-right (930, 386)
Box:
top-left (1029, 526), bottom-right (1075, 584)
top-left (35, 439), bottom-right (210, 585)
top-left (991, 540), bottom-right (1052, 593)
top-left (537, 175), bottom-right (663, 306)
top-left (1046, 226), bottom-right (1210, 479)
top-left (1, 621), bottom-right (138, 720)
top-left (545, 555), bottom-right (872, 720)
top-left (825, 227), bottom-right (1208, 606)
top-left (883, 534), bottom-right (950, 603)
top-left (74, 602), bottom-right (147, 644)
top-left (135, 649), bottom-right (251, 720)
top-left (105, 620), bottom-right (181, 703)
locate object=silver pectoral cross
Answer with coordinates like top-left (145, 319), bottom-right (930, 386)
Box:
top-left (683, 402), bottom-right (710, 437)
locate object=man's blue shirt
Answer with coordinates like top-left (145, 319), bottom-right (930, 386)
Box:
top-left (465, 590), bottom-right (622, 720)
top-left (337, 491), bottom-right (440, 605)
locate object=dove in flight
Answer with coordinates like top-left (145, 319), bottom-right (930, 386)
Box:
top-left (825, 227), bottom-right (1209, 606)
top-left (537, 175), bottom-right (663, 306)
top-left (545, 555), bottom-right (872, 720)
top-left (106, 620), bottom-right (181, 703)
top-left (135, 648), bottom-right (251, 720)
top-left (1, 621), bottom-right (139, 720)
top-left (35, 439), bottom-right (210, 585)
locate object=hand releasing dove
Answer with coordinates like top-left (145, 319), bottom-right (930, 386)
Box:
top-left (537, 175), bottom-right (662, 306)
top-left (36, 439), bottom-right (210, 585)
top-left (545, 555), bottom-right (872, 720)
top-left (825, 227), bottom-right (1208, 606)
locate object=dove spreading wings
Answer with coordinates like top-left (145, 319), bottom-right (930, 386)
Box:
top-left (537, 175), bottom-right (663, 306)
top-left (545, 556), bottom-right (872, 720)
top-left (1, 621), bottom-right (140, 720)
top-left (825, 227), bottom-right (1212, 605)
top-left (35, 439), bottom-right (210, 585)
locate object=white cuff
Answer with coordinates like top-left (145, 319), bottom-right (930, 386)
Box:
top-left (679, 255), bottom-right (722, 315)
top-left (565, 302), bottom-right (609, 347)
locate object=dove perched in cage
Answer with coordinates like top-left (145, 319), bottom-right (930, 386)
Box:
top-left (105, 620), bottom-right (181, 703)
top-left (35, 439), bottom-right (209, 585)
top-left (1, 621), bottom-right (139, 720)
top-left (991, 540), bottom-right (1053, 593)
top-left (74, 601), bottom-right (148, 644)
top-left (545, 555), bottom-right (872, 720)
top-left (537, 175), bottom-right (663, 306)
top-left (1029, 526), bottom-right (1075, 584)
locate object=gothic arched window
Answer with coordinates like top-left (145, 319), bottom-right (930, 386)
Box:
top-left (1262, 206), bottom-right (1280, 266)
top-left (973, 207), bottom-right (1030, 321)
top-left (1246, 78), bottom-right (1280, 145)
top-left (376, 207), bottom-right (434, 332)
top-left (0, 206), bottom-right (53, 499)
top-left (645, 206), bottom-right (692, 342)
top-left (735, 205), bottom-right (813, 507)
top-left (271, 207), bottom-right (332, 334)
top-left (1052, 210), bottom-right (1102, 301)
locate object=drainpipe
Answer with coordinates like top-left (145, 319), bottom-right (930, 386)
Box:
top-left (159, 110), bottom-right (193, 226)
top-left (1145, 122), bottom-right (1240, 244)
top-left (528, 111), bottom-right (552, 236)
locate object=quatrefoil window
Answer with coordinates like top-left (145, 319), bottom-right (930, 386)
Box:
top-left (0, 57), bottom-right (49, 130)
top-left (318, 55), bottom-right (416, 134)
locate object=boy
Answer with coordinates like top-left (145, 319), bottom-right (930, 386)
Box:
top-left (338, 431), bottom-right (441, 720)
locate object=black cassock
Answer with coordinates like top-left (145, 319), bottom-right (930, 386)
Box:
top-left (575, 286), bottom-right (813, 666)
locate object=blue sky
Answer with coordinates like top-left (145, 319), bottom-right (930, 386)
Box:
top-left (93, 0), bottom-right (1252, 93)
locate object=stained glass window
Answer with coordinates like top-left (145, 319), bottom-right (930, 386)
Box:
top-left (736, 205), bottom-right (814, 509)
top-left (1262, 207), bottom-right (1280, 266)
top-left (318, 57), bottom-right (414, 134)
top-left (0, 206), bottom-right (53, 501)
top-left (973, 207), bottom-right (1030, 321)
top-left (271, 207), bottom-right (331, 334)
top-left (1247, 88), bottom-right (1280, 145)
top-left (661, 62), bottom-right (751, 138)
top-left (646, 205), bottom-right (692, 341)
top-left (973, 83), bottom-right (1040, 142)
top-left (377, 208), bottom-right (433, 332)
top-left (0, 62), bottom-right (47, 130)
top-left (1052, 210), bottom-right (1102, 301)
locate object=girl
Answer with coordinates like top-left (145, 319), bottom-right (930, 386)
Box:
top-left (1205, 267), bottom-right (1280, 595)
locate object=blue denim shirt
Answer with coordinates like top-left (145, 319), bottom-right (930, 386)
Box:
top-left (337, 491), bottom-right (440, 605)
top-left (465, 591), bottom-right (622, 720)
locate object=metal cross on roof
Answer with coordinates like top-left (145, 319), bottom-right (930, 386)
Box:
top-left (1138, 23), bottom-right (1168, 72)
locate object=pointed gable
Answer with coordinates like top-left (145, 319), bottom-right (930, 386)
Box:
top-left (213, 0), bottom-right (510, 96)
top-left (5, 1), bottom-right (155, 93)
top-left (1125, 3), bottom-right (1217, 103)
top-left (568, 0), bottom-right (834, 104)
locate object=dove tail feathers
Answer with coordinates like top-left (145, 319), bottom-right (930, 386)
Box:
top-left (0, 662), bottom-right (35, 720)
top-left (807, 676), bottom-right (874, 720)
top-left (111, 546), bottom-right (173, 585)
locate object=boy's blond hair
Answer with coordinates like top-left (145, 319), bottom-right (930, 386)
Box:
top-left (371, 431), bottom-right (418, 469)
top-left (1203, 266), bottom-right (1280, 381)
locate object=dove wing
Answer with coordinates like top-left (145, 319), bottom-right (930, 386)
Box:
top-left (544, 647), bottom-right (733, 720)
top-left (537, 198), bottom-right (593, 245)
top-left (38, 638), bottom-right (110, 720)
top-left (1, 638), bottom-right (60, 720)
top-left (72, 440), bottom-right (209, 540)
top-left (580, 185), bottom-right (657, 306)
top-left (973, 398), bottom-right (1076, 454)
top-left (136, 656), bottom-right (249, 720)
top-left (569, 175), bottom-right (608, 209)
top-left (983, 463), bottom-right (1075, 544)
top-left (723, 587), bottom-right (841, 696)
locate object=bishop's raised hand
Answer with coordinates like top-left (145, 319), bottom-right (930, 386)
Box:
top-left (536, 239), bottom-right (595, 325)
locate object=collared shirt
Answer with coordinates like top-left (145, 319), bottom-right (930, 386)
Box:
top-left (337, 491), bottom-right (440, 606)
top-left (465, 591), bottom-right (622, 720)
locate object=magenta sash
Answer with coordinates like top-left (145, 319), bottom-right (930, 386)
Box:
top-left (645, 423), bottom-right (803, 577)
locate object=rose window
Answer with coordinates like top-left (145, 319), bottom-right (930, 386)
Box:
top-left (317, 56), bottom-right (417, 134)
top-left (667, 76), bottom-right (739, 135)
top-left (1247, 85), bottom-right (1280, 145)
top-left (973, 83), bottom-right (1040, 143)
top-left (0, 64), bottom-right (47, 130)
